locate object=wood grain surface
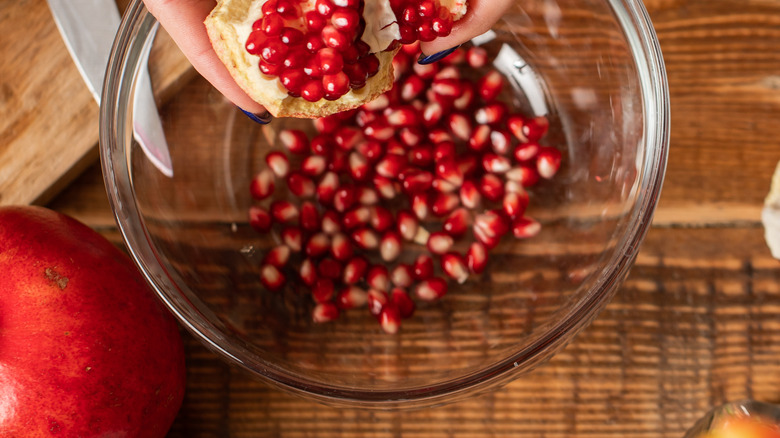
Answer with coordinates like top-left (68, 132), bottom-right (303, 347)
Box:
top-left (41, 0), bottom-right (780, 436)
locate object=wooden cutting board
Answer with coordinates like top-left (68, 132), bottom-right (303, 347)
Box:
top-left (0, 0), bottom-right (193, 206)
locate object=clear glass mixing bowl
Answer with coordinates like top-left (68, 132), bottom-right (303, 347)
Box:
top-left (100, 0), bottom-right (669, 408)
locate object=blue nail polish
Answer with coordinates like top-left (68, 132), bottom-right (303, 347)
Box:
top-left (417, 46), bottom-right (460, 65)
top-left (240, 108), bottom-right (272, 124)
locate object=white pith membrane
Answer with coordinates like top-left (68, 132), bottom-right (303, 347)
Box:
top-left (206, 0), bottom-right (467, 118)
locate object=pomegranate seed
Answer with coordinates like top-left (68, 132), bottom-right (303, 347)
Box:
top-left (443, 207), bottom-right (470, 238)
top-left (301, 155), bottom-right (327, 177)
top-left (524, 116), bottom-right (550, 142)
top-left (287, 172), bottom-right (315, 197)
top-left (426, 232), bottom-right (454, 256)
top-left (411, 193), bottom-right (429, 220)
top-left (313, 115), bottom-right (339, 134)
top-left (422, 101), bottom-right (444, 127)
top-left (363, 94), bottom-right (389, 111)
top-left (477, 70), bottom-right (504, 101)
top-left (300, 258), bottom-right (318, 286)
top-left (321, 210), bottom-right (341, 234)
top-left (396, 210), bottom-right (418, 241)
top-left (466, 46), bottom-right (488, 68)
top-left (373, 175), bottom-right (397, 200)
top-left (537, 146), bottom-right (563, 179)
top-left (330, 232), bottom-right (353, 261)
top-left (400, 169), bottom-right (434, 194)
top-left (482, 153), bottom-right (512, 174)
top-left (318, 257), bottom-right (343, 280)
top-left (334, 126), bottom-right (364, 150)
top-left (447, 113), bottom-right (472, 141)
top-left (412, 61), bottom-right (439, 79)
top-left (387, 106), bottom-right (419, 127)
top-left (375, 154), bottom-right (407, 179)
top-left (356, 140), bottom-right (383, 163)
top-left (441, 252), bottom-right (469, 284)
top-left (401, 75), bottom-right (425, 101)
top-left (398, 127), bottom-right (423, 147)
top-left (513, 142), bottom-right (540, 162)
top-left (323, 72), bottom-right (350, 99)
top-left (367, 288), bottom-right (389, 316)
top-left (412, 254), bottom-right (434, 280)
top-left (312, 302), bottom-right (340, 323)
top-left (351, 227), bottom-right (379, 250)
top-left (280, 68), bottom-right (306, 94)
top-left (279, 129), bottom-right (309, 154)
top-left (503, 190), bottom-right (529, 219)
top-left (474, 223), bottom-right (501, 249)
top-left (456, 153), bottom-right (480, 177)
top-left (270, 200), bottom-right (299, 224)
top-left (478, 174), bottom-right (505, 202)
top-left (491, 130), bottom-right (513, 156)
top-left (468, 125), bottom-right (491, 151)
top-left (370, 206), bottom-right (394, 232)
top-left (391, 288), bottom-right (415, 318)
top-left (432, 178), bottom-right (457, 193)
top-left (246, 31), bottom-right (268, 55)
top-left (512, 217), bottom-right (542, 239)
top-left (379, 231), bottom-right (402, 262)
top-left (337, 286), bottom-right (368, 309)
top-left (263, 245), bottom-right (291, 267)
top-left (474, 210), bottom-right (510, 238)
top-left (435, 160), bottom-right (464, 187)
top-left (343, 256), bottom-right (369, 284)
top-left (391, 264), bottom-right (414, 288)
top-left (259, 37), bottom-right (289, 65)
top-left (260, 264), bottom-right (286, 291)
top-left (466, 242), bottom-right (488, 274)
top-left (316, 171), bottom-right (340, 205)
top-left (281, 227), bottom-right (303, 252)
top-left (333, 186), bottom-right (356, 212)
top-left (330, 8), bottom-right (359, 32)
top-left (459, 180), bottom-right (482, 209)
top-left (475, 102), bottom-right (508, 126)
top-left (429, 129), bottom-right (453, 145)
top-left (312, 278), bottom-right (335, 303)
top-left (265, 151), bottom-right (289, 178)
top-left (453, 82), bottom-right (474, 110)
top-left (306, 232), bottom-right (331, 258)
top-left (310, 135), bottom-right (334, 155)
top-left (321, 25), bottom-right (350, 49)
top-left (248, 206), bottom-right (272, 233)
top-left (379, 302), bottom-right (401, 334)
top-left (430, 192), bottom-right (460, 217)
top-left (415, 277), bottom-right (448, 302)
top-left (367, 265), bottom-right (390, 292)
top-left (301, 80), bottom-right (325, 102)
top-left (342, 206), bottom-right (370, 230)
top-left (353, 187), bottom-right (377, 206)
top-left (385, 139), bottom-right (407, 156)
top-left (249, 169), bottom-right (275, 200)
top-left (507, 115), bottom-right (528, 142)
top-left (363, 121), bottom-right (395, 141)
top-left (431, 78), bottom-right (462, 98)
top-left (505, 164), bottom-right (540, 187)
top-left (348, 152), bottom-right (371, 181)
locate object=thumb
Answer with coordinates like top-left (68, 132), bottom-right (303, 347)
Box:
top-left (418, 0), bottom-right (513, 57)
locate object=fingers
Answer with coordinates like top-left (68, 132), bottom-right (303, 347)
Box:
top-left (142, 0), bottom-right (266, 114)
top-left (419, 0), bottom-right (513, 57)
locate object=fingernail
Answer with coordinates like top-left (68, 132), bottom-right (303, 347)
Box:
top-left (240, 108), bottom-right (272, 124)
top-left (417, 46), bottom-right (460, 65)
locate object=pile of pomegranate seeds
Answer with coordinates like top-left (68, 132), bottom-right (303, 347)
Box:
top-left (245, 0), bottom-right (454, 102)
top-left (248, 44), bottom-right (563, 334)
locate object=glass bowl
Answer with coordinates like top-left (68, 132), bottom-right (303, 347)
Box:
top-left (100, 0), bottom-right (669, 408)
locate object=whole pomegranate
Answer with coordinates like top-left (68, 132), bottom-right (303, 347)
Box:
top-left (0, 206), bottom-right (185, 437)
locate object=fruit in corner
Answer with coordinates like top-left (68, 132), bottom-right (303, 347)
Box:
top-left (0, 206), bottom-right (186, 437)
top-left (205, 0), bottom-right (467, 118)
top-left (701, 415), bottom-right (780, 438)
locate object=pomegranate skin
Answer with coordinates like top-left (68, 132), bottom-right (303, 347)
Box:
top-left (0, 206), bottom-right (185, 437)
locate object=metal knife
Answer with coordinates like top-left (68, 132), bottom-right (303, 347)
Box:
top-left (47, 0), bottom-right (174, 177)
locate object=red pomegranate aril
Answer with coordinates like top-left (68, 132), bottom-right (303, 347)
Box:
top-left (409, 146), bottom-right (434, 167)
top-left (415, 277), bottom-right (448, 302)
top-left (322, 210), bottom-right (342, 235)
top-left (249, 169), bottom-right (275, 200)
top-left (417, 21), bottom-right (436, 41)
top-left (373, 175), bottom-right (397, 200)
top-left (280, 27), bottom-right (304, 45)
top-left (433, 140), bottom-right (456, 161)
top-left (363, 121), bottom-right (395, 141)
top-left (468, 124), bottom-right (491, 151)
top-left (354, 140), bottom-right (382, 163)
top-left (348, 152), bottom-right (371, 181)
top-left (466, 241), bottom-right (488, 274)
top-left (330, 233), bottom-right (354, 262)
top-left (412, 254), bottom-right (434, 280)
top-left (270, 200), bottom-right (299, 224)
top-left (387, 106), bottom-right (419, 127)
top-left (306, 232), bottom-right (331, 258)
top-left (321, 25), bottom-right (350, 49)
top-left (441, 252), bottom-right (469, 284)
top-left (474, 210), bottom-right (510, 238)
top-left (300, 258), bottom-right (318, 286)
top-left (432, 178), bottom-right (457, 193)
top-left (524, 116), bottom-right (550, 142)
top-left (431, 192), bottom-right (460, 217)
top-left (260, 264), bottom-right (286, 291)
top-left (249, 206), bottom-right (272, 233)
top-left (356, 187), bottom-right (378, 206)
top-left (279, 129), bottom-right (309, 154)
top-left (401, 75), bottom-right (425, 101)
top-left (260, 13), bottom-right (284, 35)
top-left (426, 232), bottom-right (454, 255)
top-left (312, 302), bottom-right (340, 323)
top-left (537, 146), bottom-right (563, 179)
top-left (375, 154), bottom-right (407, 179)
top-left (482, 153), bottom-right (512, 174)
top-left (400, 169), bottom-right (434, 194)
top-left (434, 65), bottom-right (460, 79)
top-left (379, 302), bottom-right (401, 334)
top-left (391, 288), bottom-right (415, 319)
top-left (281, 227), bottom-right (303, 252)
top-left (453, 82), bottom-right (474, 110)
top-left (287, 172), bottom-right (315, 198)
top-left (315, 0), bottom-right (333, 16)
top-left (396, 210), bottom-right (418, 241)
top-left (246, 31), bottom-right (268, 55)
top-left (477, 70), bottom-right (504, 101)
top-left (506, 164), bottom-right (540, 187)
top-left (260, 37), bottom-right (288, 64)
top-left (379, 231), bottom-right (402, 262)
top-left (265, 151), bottom-right (290, 178)
top-left (355, 109), bottom-right (377, 127)
top-left (367, 288), bottom-right (389, 316)
top-left (343, 256), bottom-right (369, 284)
top-left (412, 61), bottom-right (439, 79)
top-left (447, 113), bottom-right (472, 141)
top-left (323, 72), bottom-right (350, 99)
top-left (369, 206), bottom-right (394, 232)
top-left (259, 59), bottom-right (283, 75)
top-left (312, 278), bottom-right (335, 303)
top-left (431, 77), bottom-right (461, 98)
top-left (512, 216), bottom-right (542, 239)
top-left (475, 102), bottom-right (508, 126)
top-left (490, 130), bottom-right (513, 156)
top-left (305, 33), bottom-right (325, 52)
top-left (367, 265), bottom-right (390, 292)
top-left (422, 101), bottom-right (444, 127)
top-left (507, 115), bottom-right (528, 142)
top-left (301, 80), bottom-right (325, 102)
top-left (343, 62), bottom-right (367, 87)
top-left (456, 153), bottom-right (479, 177)
top-left (443, 207), bottom-right (470, 238)
top-left (479, 174), bottom-right (505, 202)
top-left (332, 126), bottom-right (362, 151)
top-left (315, 47), bottom-right (344, 75)
top-left (299, 201), bottom-right (320, 232)
top-left (261, 0), bottom-right (278, 16)
top-left (300, 155), bottom-right (327, 177)
top-left (363, 95), bottom-right (389, 112)
top-left (466, 46), bottom-right (488, 68)
top-left (316, 172), bottom-right (339, 205)
top-left (263, 245), bottom-right (291, 268)
top-left (503, 191), bottom-right (528, 219)
top-left (333, 186), bottom-right (356, 212)
top-left (435, 159), bottom-right (464, 187)
top-left (318, 257), bottom-right (343, 280)
top-left (397, 23), bottom-right (416, 44)
top-left (274, 0), bottom-right (298, 18)
top-left (310, 135), bottom-right (335, 155)
top-left (337, 286), bottom-right (368, 309)
top-left (411, 193), bottom-right (429, 220)
top-left (513, 142), bottom-right (540, 162)
top-left (391, 264), bottom-right (414, 288)
top-left (351, 227), bottom-right (379, 250)
top-left (474, 224), bottom-right (501, 249)
top-left (362, 55), bottom-right (381, 77)
top-left (431, 15), bottom-right (452, 37)
top-left (330, 8), bottom-right (360, 32)
top-left (385, 138), bottom-right (407, 156)
top-left (459, 180), bottom-right (481, 209)
top-left (342, 206), bottom-right (371, 230)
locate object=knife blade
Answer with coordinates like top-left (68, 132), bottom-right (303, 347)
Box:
top-left (47, 0), bottom-right (174, 177)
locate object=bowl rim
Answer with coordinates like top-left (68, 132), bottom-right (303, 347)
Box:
top-left (100, 0), bottom-right (670, 409)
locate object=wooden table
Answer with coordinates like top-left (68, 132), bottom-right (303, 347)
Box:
top-left (31, 0), bottom-right (780, 436)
